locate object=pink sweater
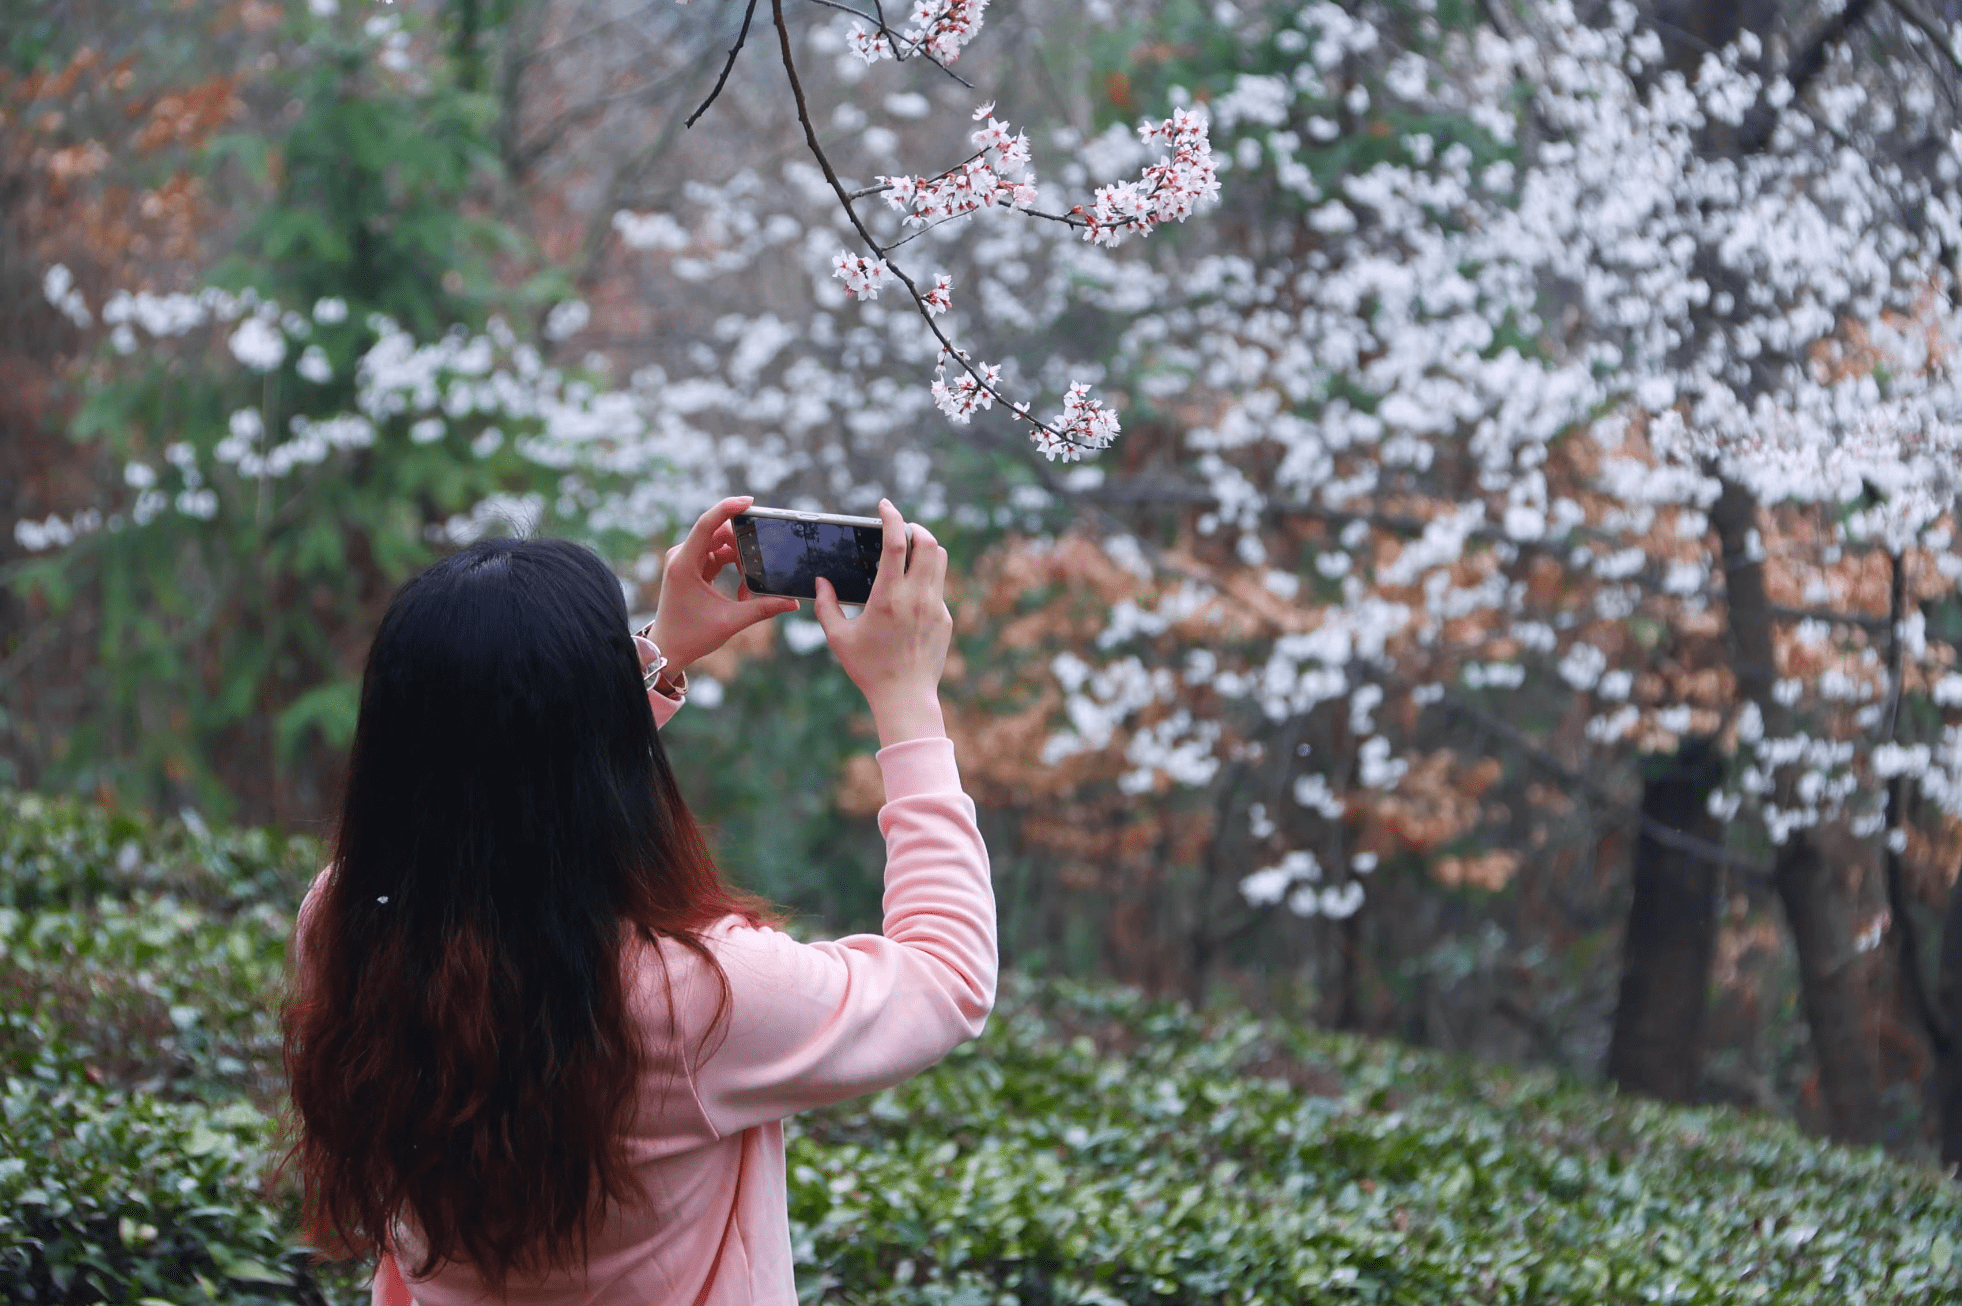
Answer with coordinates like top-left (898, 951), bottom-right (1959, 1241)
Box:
top-left (324, 691), bottom-right (996, 1306)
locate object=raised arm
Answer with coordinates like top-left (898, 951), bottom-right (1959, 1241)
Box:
top-left (691, 735), bottom-right (994, 1134)
top-left (685, 500), bottom-right (995, 1134)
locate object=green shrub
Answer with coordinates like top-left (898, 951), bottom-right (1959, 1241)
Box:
top-left (0, 1075), bottom-right (313, 1306)
top-left (0, 792), bottom-right (320, 913)
top-left (787, 982), bottom-right (1962, 1303)
top-left (2, 792), bottom-right (1958, 1305)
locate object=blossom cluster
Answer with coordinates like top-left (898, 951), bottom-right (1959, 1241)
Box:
top-left (18, 268), bottom-right (782, 562)
top-left (932, 0), bottom-right (1962, 924)
top-left (832, 100), bottom-right (1216, 460)
top-left (831, 252), bottom-right (892, 300)
top-left (929, 351), bottom-right (999, 423)
top-left (847, 0), bottom-right (990, 66)
top-left (1079, 109), bottom-right (1220, 247)
top-left (876, 112), bottom-right (1038, 226)
top-left (921, 273), bottom-right (954, 316)
top-left (1027, 383), bottom-right (1121, 462)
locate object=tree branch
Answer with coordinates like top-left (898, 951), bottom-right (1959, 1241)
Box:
top-left (686, 0), bottom-right (760, 129)
top-left (1737, 0), bottom-right (1881, 154)
top-left (1882, 0), bottom-right (1962, 75)
top-left (769, 0), bottom-right (1083, 448)
top-left (1434, 690), bottom-right (1774, 884)
top-left (519, 0), bottom-right (667, 68)
top-left (512, 66), bottom-right (698, 173)
top-left (1473, 0), bottom-right (1520, 43)
top-left (1767, 603), bottom-right (1891, 634)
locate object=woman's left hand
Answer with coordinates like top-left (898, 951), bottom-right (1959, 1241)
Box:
top-left (646, 496), bottom-right (799, 673)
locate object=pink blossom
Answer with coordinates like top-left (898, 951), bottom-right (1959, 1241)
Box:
top-left (1027, 382), bottom-right (1121, 461)
top-left (831, 251), bottom-right (892, 300)
top-left (846, 23), bottom-right (894, 64)
top-left (930, 353), bottom-right (999, 423)
top-left (877, 115), bottom-right (1036, 227)
top-left (847, 0), bottom-right (989, 66)
top-left (923, 273), bottom-right (954, 317)
top-left (1080, 108), bottom-right (1220, 246)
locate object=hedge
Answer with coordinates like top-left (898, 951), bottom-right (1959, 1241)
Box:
top-left (2, 790), bottom-right (1957, 1304)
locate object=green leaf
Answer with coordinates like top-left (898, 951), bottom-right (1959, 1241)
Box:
top-left (215, 1258), bottom-right (288, 1285)
top-left (274, 679), bottom-right (361, 761)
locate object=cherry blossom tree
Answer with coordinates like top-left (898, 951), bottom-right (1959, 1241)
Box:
top-left (981, 0), bottom-right (1962, 1145)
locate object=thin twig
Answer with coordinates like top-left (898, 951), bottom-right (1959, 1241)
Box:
top-left (883, 208), bottom-right (979, 251)
top-left (686, 0), bottom-right (761, 129)
top-left (1014, 204), bottom-right (1092, 231)
top-left (519, 0), bottom-right (667, 67)
top-left (514, 66), bottom-right (698, 170)
top-left (1882, 0), bottom-right (1962, 75)
top-left (1768, 603), bottom-right (1891, 634)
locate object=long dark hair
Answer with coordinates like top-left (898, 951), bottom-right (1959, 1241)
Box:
top-left (283, 538), bottom-right (769, 1289)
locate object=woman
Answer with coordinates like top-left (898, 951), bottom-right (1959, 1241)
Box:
top-left (284, 496), bottom-right (994, 1305)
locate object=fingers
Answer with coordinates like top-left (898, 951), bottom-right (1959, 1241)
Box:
top-left (747, 595), bottom-right (800, 619)
top-left (703, 539), bottom-right (739, 582)
top-left (862, 499), bottom-right (907, 605)
top-left (677, 495), bottom-right (754, 570)
top-left (908, 521), bottom-right (948, 592)
top-left (718, 593), bottom-right (799, 641)
top-left (812, 575), bottom-right (847, 638)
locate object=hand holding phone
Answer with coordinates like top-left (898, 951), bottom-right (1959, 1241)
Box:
top-left (810, 499), bottom-right (952, 747)
top-left (646, 496), bottom-right (800, 673)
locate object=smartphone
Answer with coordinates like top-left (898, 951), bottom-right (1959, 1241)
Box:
top-left (731, 507), bottom-right (897, 603)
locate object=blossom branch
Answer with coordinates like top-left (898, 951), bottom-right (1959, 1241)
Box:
top-left (769, 0), bottom-right (1117, 458)
top-left (799, 0), bottom-right (975, 85)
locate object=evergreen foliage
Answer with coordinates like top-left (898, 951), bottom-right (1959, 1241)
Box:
top-left (1, 791), bottom-right (1955, 1304)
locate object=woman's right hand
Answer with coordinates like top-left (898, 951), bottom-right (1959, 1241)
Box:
top-left (813, 499), bottom-right (952, 747)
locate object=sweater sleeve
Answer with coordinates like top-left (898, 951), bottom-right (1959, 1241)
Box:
top-left (649, 683), bottom-right (684, 730)
top-left (689, 735), bottom-right (996, 1136)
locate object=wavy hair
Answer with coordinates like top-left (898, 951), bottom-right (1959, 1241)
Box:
top-left (282, 538), bottom-right (770, 1290)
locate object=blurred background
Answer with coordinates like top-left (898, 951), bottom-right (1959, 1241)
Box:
top-left (5, 0), bottom-right (1962, 1165)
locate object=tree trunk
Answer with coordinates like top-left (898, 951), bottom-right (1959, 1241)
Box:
top-left (1775, 837), bottom-right (1882, 1144)
top-left (1940, 868), bottom-right (1962, 1169)
top-left (1713, 476), bottom-right (1883, 1144)
top-left (1607, 741), bottom-right (1723, 1101)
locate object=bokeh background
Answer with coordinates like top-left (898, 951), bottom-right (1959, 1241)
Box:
top-left (7, 0), bottom-right (1962, 1177)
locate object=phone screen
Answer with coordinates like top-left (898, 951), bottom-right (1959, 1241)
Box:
top-left (734, 514), bottom-right (884, 603)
